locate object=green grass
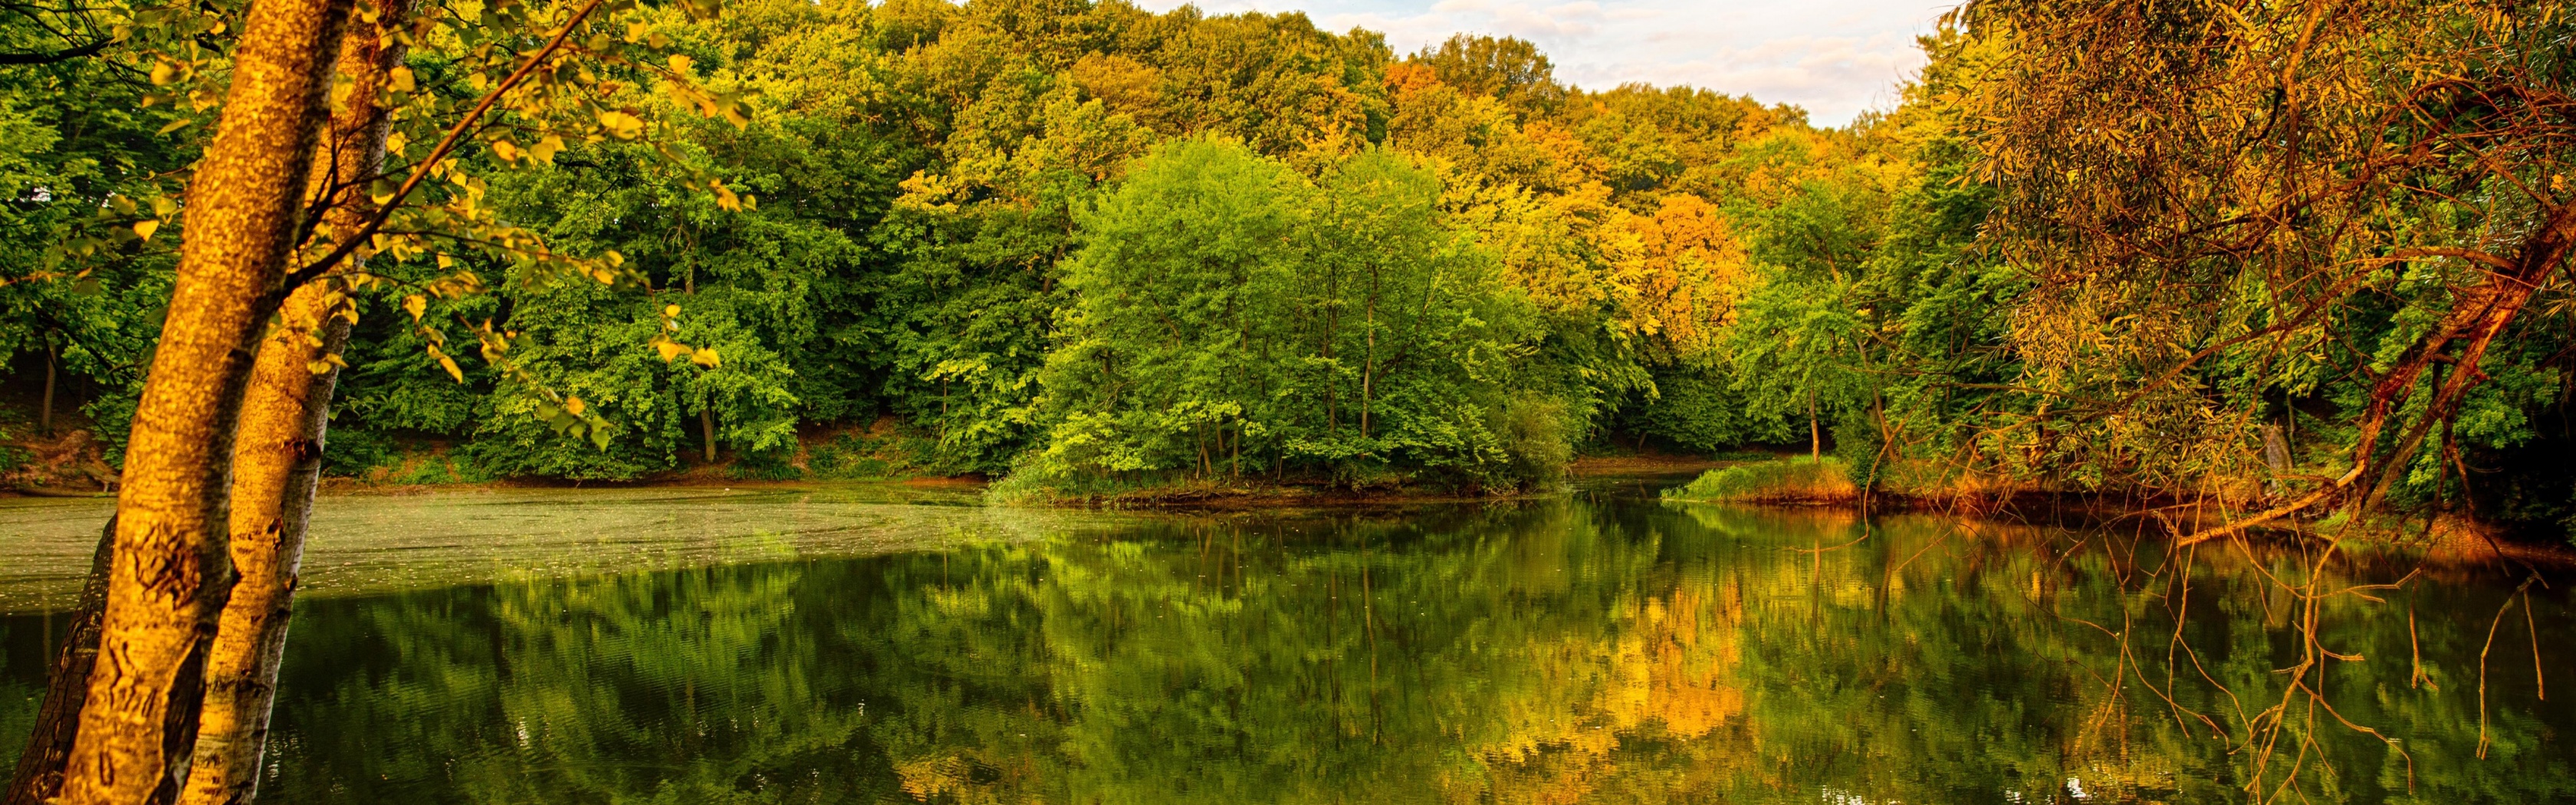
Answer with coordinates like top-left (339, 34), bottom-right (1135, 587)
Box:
top-left (1661, 457), bottom-right (1859, 504)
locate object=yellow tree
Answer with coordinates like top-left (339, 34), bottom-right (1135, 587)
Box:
top-left (1956, 0), bottom-right (2576, 534)
top-left (1604, 192), bottom-right (1750, 361)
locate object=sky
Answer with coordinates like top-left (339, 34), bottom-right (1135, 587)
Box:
top-left (1129, 0), bottom-right (1957, 127)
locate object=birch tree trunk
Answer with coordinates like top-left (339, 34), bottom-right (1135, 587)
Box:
top-left (176, 4), bottom-right (409, 801)
top-left (54, 0), bottom-right (353, 799)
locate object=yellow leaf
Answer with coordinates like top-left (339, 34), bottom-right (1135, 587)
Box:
top-left (668, 54), bottom-right (694, 76)
top-left (564, 396), bottom-right (586, 416)
top-left (437, 354), bottom-right (464, 383)
top-left (133, 219), bottom-right (160, 242)
top-left (655, 340), bottom-right (689, 361)
top-left (663, 304), bottom-right (682, 318)
top-left (530, 135), bottom-right (563, 164)
top-left (691, 347), bottom-right (721, 368)
top-left (388, 65), bottom-right (416, 93)
top-left (402, 294), bottom-right (427, 320)
top-left (491, 139), bottom-right (520, 162)
top-left (598, 110), bottom-right (645, 140)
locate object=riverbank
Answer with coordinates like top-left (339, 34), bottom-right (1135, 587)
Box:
top-left (978, 452), bottom-right (1733, 510)
top-left (1659, 456), bottom-right (2576, 569)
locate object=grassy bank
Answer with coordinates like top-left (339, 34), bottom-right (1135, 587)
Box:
top-left (1659, 456), bottom-right (2026, 510)
top-left (1658, 457), bottom-right (1861, 504)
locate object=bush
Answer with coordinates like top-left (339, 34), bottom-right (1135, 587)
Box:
top-left (802, 428), bottom-right (948, 481)
top-left (1493, 393), bottom-right (1573, 489)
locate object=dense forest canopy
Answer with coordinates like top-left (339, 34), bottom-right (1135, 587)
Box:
top-left (5, 0), bottom-right (2576, 537)
top-left (2, 0), bottom-right (1842, 490)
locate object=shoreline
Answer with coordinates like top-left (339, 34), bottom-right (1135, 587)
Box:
top-left (15, 458), bottom-right (2571, 571)
top-left (2, 453), bottom-right (1725, 503)
top-left (1667, 487), bottom-right (2576, 570)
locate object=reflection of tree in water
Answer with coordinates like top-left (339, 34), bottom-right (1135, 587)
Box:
top-left (261, 564), bottom-right (891, 803)
top-left (69, 500), bottom-right (2566, 803)
top-left (1673, 505), bottom-right (2572, 803)
top-left (0, 624), bottom-right (38, 773)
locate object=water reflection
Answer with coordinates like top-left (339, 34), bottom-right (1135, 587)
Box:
top-left (2, 497), bottom-right (2568, 803)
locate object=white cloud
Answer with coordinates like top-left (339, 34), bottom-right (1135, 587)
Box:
top-left (1131, 0), bottom-right (1948, 126)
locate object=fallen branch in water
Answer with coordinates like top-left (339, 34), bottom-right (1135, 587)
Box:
top-left (2174, 465), bottom-right (2367, 548)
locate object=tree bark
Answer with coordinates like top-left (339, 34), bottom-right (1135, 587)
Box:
top-left (177, 4), bottom-right (407, 801)
top-left (1361, 266), bottom-right (1376, 442)
top-left (1809, 391), bottom-right (1820, 462)
top-left (40, 337), bottom-right (56, 435)
top-left (55, 0), bottom-right (353, 800)
top-left (2, 518), bottom-right (114, 805)
top-left (700, 407), bottom-right (717, 463)
top-left (173, 314), bottom-right (348, 805)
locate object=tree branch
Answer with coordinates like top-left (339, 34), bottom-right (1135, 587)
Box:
top-left (0, 36), bottom-right (110, 65)
top-left (271, 0), bottom-right (609, 302)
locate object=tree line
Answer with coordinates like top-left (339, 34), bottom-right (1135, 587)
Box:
top-left (6, 0), bottom-right (1846, 495)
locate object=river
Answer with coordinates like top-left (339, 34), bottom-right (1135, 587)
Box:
top-left (2, 477), bottom-right (2568, 803)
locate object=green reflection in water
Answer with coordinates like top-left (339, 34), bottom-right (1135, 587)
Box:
top-left (2, 498), bottom-right (2569, 803)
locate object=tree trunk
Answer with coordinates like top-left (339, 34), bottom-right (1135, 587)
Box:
top-left (39, 338), bottom-right (56, 435)
top-left (176, 309), bottom-right (350, 805)
top-left (1809, 391), bottom-right (1821, 462)
top-left (1361, 267), bottom-right (1377, 442)
top-left (700, 407), bottom-right (717, 464)
top-left (55, 0), bottom-right (353, 800)
top-left (2, 518), bottom-right (114, 805)
top-left (177, 6), bottom-right (408, 801)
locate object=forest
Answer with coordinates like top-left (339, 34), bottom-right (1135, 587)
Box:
top-left (4, 0), bottom-right (2568, 537)
top-left (3, 0), bottom-right (2574, 801)
top-left (5, 0), bottom-right (1844, 496)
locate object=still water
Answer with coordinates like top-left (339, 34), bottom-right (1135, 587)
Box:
top-left (2, 480), bottom-right (2570, 803)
